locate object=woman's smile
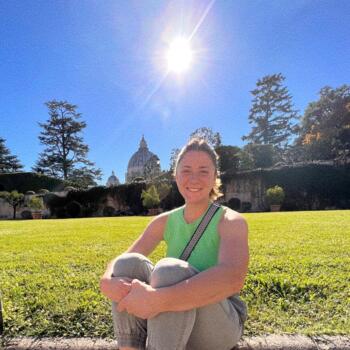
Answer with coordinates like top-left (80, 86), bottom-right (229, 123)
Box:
top-left (187, 188), bottom-right (201, 192)
top-left (176, 150), bottom-right (216, 205)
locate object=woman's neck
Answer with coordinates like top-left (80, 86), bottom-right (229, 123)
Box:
top-left (183, 200), bottom-right (211, 224)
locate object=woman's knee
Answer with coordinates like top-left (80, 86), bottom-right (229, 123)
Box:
top-left (112, 253), bottom-right (153, 282)
top-left (150, 257), bottom-right (198, 288)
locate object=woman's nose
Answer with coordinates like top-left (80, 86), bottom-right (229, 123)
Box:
top-left (189, 172), bottom-right (199, 181)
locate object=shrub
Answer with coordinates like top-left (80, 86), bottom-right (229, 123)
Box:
top-left (37, 189), bottom-right (50, 194)
top-left (156, 182), bottom-right (172, 200)
top-left (266, 185), bottom-right (285, 205)
top-left (160, 182), bottom-right (184, 210)
top-left (28, 196), bottom-right (44, 210)
top-left (44, 193), bottom-right (66, 217)
top-left (241, 201), bottom-right (252, 212)
top-left (21, 210), bottom-right (33, 219)
top-left (141, 185), bottom-right (160, 209)
top-left (55, 206), bottom-right (67, 219)
top-left (66, 201), bottom-right (82, 218)
top-left (103, 206), bottom-right (115, 217)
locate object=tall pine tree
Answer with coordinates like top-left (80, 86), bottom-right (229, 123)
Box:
top-left (33, 100), bottom-right (101, 187)
top-left (242, 73), bottom-right (299, 150)
top-left (0, 137), bottom-right (23, 173)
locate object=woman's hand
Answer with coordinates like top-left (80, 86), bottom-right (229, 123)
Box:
top-left (117, 279), bottom-right (161, 319)
top-left (100, 276), bottom-right (132, 303)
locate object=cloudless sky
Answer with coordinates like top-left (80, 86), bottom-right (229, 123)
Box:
top-left (1, 0), bottom-right (349, 184)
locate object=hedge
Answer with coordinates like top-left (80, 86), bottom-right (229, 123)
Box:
top-left (0, 172), bottom-right (64, 193)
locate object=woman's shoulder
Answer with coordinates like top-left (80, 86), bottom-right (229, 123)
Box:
top-left (218, 205), bottom-right (248, 234)
top-left (219, 205), bottom-right (245, 220)
top-left (151, 206), bottom-right (184, 226)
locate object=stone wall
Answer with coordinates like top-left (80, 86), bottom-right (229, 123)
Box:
top-left (1, 164), bottom-right (348, 218)
top-left (0, 195), bottom-right (50, 219)
top-left (222, 170), bottom-right (267, 211)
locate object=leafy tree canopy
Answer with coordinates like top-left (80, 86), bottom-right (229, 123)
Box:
top-left (141, 185), bottom-right (160, 209)
top-left (190, 127), bottom-right (222, 149)
top-left (295, 85), bottom-right (350, 163)
top-left (143, 155), bottom-right (161, 181)
top-left (33, 100), bottom-right (102, 188)
top-left (239, 144), bottom-right (276, 170)
top-left (215, 145), bottom-right (241, 173)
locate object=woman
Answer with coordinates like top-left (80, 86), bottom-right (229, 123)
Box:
top-left (100, 138), bottom-right (249, 350)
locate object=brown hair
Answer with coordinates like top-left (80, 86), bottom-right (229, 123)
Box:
top-left (174, 138), bottom-right (223, 200)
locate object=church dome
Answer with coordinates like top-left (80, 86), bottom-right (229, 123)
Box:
top-left (126, 136), bottom-right (158, 182)
top-left (106, 171), bottom-right (120, 187)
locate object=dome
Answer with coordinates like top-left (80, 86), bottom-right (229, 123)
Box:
top-left (126, 136), bottom-right (158, 183)
top-left (106, 171), bottom-right (120, 187)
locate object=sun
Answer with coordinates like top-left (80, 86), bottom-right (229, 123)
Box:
top-left (166, 37), bottom-right (193, 73)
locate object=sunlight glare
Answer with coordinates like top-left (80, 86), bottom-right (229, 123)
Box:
top-left (166, 37), bottom-right (193, 73)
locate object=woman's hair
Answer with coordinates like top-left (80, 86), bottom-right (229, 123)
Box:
top-left (174, 138), bottom-right (223, 200)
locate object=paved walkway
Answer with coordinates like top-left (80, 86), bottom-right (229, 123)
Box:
top-left (1, 335), bottom-right (350, 350)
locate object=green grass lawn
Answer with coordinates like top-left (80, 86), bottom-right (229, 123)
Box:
top-left (0, 211), bottom-right (349, 338)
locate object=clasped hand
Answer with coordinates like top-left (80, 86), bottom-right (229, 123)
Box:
top-left (117, 279), bottom-right (161, 319)
top-left (100, 276), bottom-right (161, 319)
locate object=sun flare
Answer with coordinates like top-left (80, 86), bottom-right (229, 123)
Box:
top-left (166, 37), bottom-right (193, 73)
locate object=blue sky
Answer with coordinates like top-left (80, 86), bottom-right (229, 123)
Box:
top-left (1, 0), bottom-right (349, 184)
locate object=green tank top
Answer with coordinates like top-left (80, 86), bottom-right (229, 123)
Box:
top-left (163, 203), bottom-right (248, 323)
top-left (163, 204), bottom-right (224, 272)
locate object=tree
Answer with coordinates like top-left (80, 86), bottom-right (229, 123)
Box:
top-left (242, 74), bottom-right (299, 151)
top-left (141, 185), bottom-right (160, 209)
top-left (0, 137), bottom-right (23, 173)
top-left (156, 182), bottom-right (172, 201)
top-left (169, 148), bottom-right (180, 173)
top-left (295, 85), bottom-right (350, 163)
top-left (33, 100), bottom-right (102, 187)
top-left (68, 167), bottom-right (102, 189)
top-left (239, 144), bottom-right (276, 170)
top-left (143, 155), bottom-right (161, 181)
top-left (27, 196), bottom-right (44, 210)
top-left (0, 190), bottom-right (24, 219)
top-left (215, 145), bottom-right (241, 172)
top-left (190, 127), bottom-right (222, 149)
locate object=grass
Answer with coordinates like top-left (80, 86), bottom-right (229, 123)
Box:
top-left (0, 211), bottom-right (349, 338)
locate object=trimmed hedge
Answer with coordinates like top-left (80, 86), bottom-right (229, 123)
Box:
top-left (264, 164), bottom-right (350, 210)
top-left (0, 172), bottom-right (64, 193)
top-left (223, 163), bottom-right (350, 211)
top-left (44, 181), bottom-right (185, 218)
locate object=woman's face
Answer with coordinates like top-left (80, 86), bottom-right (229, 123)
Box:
top-left (175, 150), bottom-right (216, 205)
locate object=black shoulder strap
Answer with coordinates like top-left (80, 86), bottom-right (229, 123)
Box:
top-left (179, 202), bottom-right (221, 261)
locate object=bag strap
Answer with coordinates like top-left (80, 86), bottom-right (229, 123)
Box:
top-left (179, 202), bottom-right (221, 261)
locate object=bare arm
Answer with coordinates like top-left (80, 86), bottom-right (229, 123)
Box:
top-left (100, 213), bottom-right (168, 302)
top-left (126, 213), bottom-right (168, 255)
top-left (102, 213), bottom-right (168, 277)
top-left (155, 208), bottom-right (249, 312)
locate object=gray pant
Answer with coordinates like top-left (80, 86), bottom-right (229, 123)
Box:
top-left (111, 253), bottom-right (243, 350)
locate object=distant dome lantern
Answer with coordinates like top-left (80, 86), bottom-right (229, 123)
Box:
top-left (139, 135), bottom-right (148, 149)
top-left (106, 171), bottom-right (120, 187)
